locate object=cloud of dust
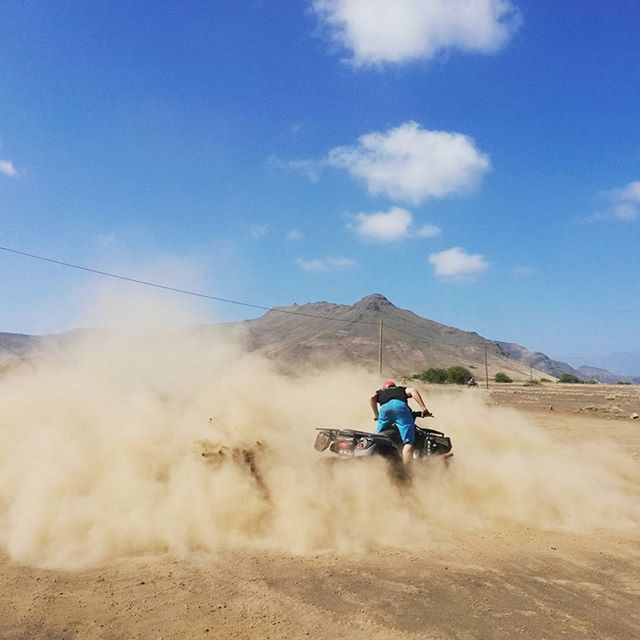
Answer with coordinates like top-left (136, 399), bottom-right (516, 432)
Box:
top-left (0, 300), bottom-right (638, 569)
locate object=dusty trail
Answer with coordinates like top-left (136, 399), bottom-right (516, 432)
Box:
top-left (2, 525), bottom-right (639, 639)
top-left (1, 408), bottom-right (639, 640)
top-left (1, 331), bottom-right (639, 638)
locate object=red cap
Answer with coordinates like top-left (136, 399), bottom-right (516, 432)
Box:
top-left (382, 380), bottom-right (396, 389)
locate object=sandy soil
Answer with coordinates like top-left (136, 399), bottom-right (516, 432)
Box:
top-left (2, 384), bottom-right (639, 640)
top-left (488, 381), bottom-right (640, 423)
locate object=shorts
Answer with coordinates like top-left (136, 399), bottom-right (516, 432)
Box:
top-left (376, 399), bottom-right (415, 444)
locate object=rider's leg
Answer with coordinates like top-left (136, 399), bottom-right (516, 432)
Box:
top-left (376, 404), bottom-right (393, 432)
top-left (394, 404), bottom-right (416, 464)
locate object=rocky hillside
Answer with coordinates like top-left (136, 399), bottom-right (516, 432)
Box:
top-left (2, 294), bottom-right (625, 383)
top-left (495, 341), bottom-right (576, 379)
top-left (574, 366), bottom-right (631, 385)
top-left (565, 351), bottom-right (640, 378)
top-left (213, 294), bottom-right (549, 380)
top-left (0, 332), bottom-right (41, 357)
top-left (496, 341), bottom-right (631, 383)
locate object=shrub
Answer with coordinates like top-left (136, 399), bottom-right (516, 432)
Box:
top-left (446, 366), bottom-right (473, 385)
top-left (559, 373), bottom-right (581, 384)
top-left (414, 367), bottom-right (448, 384)
top-left (413, 366), bottom-right (473, 385)
top-left (494, 372), bottom-right (513, 383)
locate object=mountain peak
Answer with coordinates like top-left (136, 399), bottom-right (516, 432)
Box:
top-left (354, 293), bottom-right (395, 311)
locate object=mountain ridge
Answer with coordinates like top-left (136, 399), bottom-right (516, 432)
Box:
top-left (0, 294), bottom-right (630, 383)
top-left (217, 294), bottom-right (561, 380)
top-left (563, 351), bottom-right (640, 378)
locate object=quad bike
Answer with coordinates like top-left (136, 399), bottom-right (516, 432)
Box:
top-left (314, 411), bottom-right (453, 468)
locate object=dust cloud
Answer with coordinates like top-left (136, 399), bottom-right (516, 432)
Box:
top-left (0, 309), bottom-right (638, 569)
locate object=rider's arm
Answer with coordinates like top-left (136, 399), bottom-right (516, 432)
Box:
top-left (369, 393), bottom-right (379, 420)
top-left (406, 387), bottom-right (429, 415)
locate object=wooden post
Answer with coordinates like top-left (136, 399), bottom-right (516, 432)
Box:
top-left (378, 319), bottom-right (383, 378)
top-left (484, 346), bottom-right (489, 389)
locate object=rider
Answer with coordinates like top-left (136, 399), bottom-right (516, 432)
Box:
top-left (370, 380), bottom-right (431, 466)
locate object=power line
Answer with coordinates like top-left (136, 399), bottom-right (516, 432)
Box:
top-left (0, 246), bottom-right (504, 348)
top-left (0, 245), bottom-right (509, 355)
top-left (1, 244), bottom-right (522, 382)
top-left (0, 245), bottom-right (377, 325)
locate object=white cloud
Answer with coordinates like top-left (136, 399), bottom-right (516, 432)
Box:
top-left (588, 180), bottom-right (640, 223)
top-left (286, 158), bottom-right (323, 182)
top-left (415, 223), bottom-right (442, 238)
top-left (352, 207), bottom-right (411, 242)
top-left (296, 256), bottom-right (357, 273)
top-left (428, 246), bottom-right (488, 279)
top-left (609, 180), bottom-right (640, 221)
top-left (612, 180), bottom-right (640, 203)
top-left (312, 0), bottom-right (522, 66)
top-left (267, 155), bottom-right (323, 182)
top-left (327, 121), bottom-right (490, 204)
top-left (286, 229), bottom-right (302, 240)
top-left (0, 160), bottom-right (18, 177)
top-left (249, 224), bottom-right (269, 239)
top-left (611, 203), bottom-right (638, 222)
top-left (350, 206), bottom-right (441, 243)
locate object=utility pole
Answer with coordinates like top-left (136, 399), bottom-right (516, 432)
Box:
top-left (378, 319), bottom-right (383, 378)
top-left (484, 346), bottom-right (489, 389)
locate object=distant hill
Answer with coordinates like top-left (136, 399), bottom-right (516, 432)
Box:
top-left (0, 332), bottom-right (41, 358)
top-left (563, 352), bottom-right (640, 379)
top-left (495, 342), bottom-right (576, 379)
top-left (0, 329), bottom-right (95, 361)
top-left (212, 294), bottom-right (550, 380)
top-left (574, 365), bottom-right (631, 385)
top-left (1, 294), bottom-right (628, 384)
top-left (495, 341), bottom-right (630, 383)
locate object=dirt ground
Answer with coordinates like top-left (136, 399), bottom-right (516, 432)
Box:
top-left (1, 384), bottom-right (639, 640)
top-left (488, 381), bottom-right (640, 423)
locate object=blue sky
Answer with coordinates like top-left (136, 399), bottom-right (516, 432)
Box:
top-left (1, 0), bottom-right (639, 358)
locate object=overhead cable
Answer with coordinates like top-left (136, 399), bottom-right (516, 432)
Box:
top-left (0, 246), bottom-right (498, 348)
top-left (0, 245), bottom-right (377, 325)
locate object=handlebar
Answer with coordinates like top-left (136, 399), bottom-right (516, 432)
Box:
top-left (373, 410), bottom-right (434, 422)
